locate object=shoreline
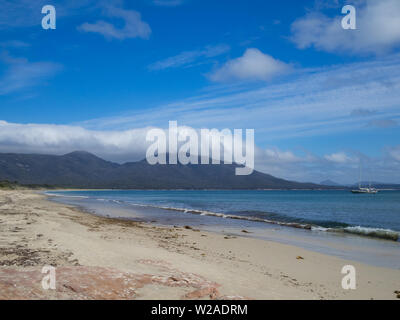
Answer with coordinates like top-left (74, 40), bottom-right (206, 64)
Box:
top-left (1, 189), bottom-right (399, 300)
top-left (46, 190), bottom-right (400, 269)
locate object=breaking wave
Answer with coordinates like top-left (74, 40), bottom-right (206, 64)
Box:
top-left (120, 202), bottom-right (400, 242)
top-left (339, 226), bottom-right (399, 241)
top-left (45, 192), bottom-right (89, 199)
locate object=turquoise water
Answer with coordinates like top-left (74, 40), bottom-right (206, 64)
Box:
top-left (48, 190), bottom-right (400, 241)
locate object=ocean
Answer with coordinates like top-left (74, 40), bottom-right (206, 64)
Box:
top-left (46, 189), bottom-right (400, 268)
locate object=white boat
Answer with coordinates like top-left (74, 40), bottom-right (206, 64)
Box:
top-left (351, 162), bottom-right (379, 194)
top-left (351, 187), bottom-right (378, 194)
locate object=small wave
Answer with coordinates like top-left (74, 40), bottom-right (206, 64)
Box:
top-left (311, 226), bottom-right (329, 232)
top-left (340, 226), bottom-right (399, 241)
top-left (45, 192), bottom-right (89, 199)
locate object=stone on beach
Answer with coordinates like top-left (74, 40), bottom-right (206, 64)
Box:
top-left (0, 263), bottom-right (223, 300)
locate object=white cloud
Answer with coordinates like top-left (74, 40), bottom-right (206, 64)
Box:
top-left (0, 121), bottom-right (150, 162)
top-left (148, 44), bottom-right (230, 71)
top-left (0, 52), bottom-right (61, 95)
top-left (324, 152), bottom-right (353, 164)
top-left (78, 4), bottom-right (151, 40)
top-left (264, 148), bottom-right (302, 163)
top-left (0, 121), bottom-right (248, 163)
top-left (0, 121), bottom-right (251, 165)
top-left (209, 48), bottom-right (290, 82)
top-left (290, 0), bottom-right (400, 55)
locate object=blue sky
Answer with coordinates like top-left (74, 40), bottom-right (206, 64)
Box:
top-left (0, 0), bottom-right (400, 183)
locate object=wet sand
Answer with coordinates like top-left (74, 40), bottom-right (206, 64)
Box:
top-left (0, 190), bottom-right (399, 300)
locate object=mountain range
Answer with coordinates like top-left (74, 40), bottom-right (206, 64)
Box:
top-left (0, 151), bottom-right (327, 189)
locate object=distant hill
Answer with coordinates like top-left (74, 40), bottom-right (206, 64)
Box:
top-left (320, 179), bottom-right (341, 186)
top-left (0, 151), bottom-right (330, 190)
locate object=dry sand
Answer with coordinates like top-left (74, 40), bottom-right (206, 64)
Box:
top-left (0, 189), bottom-right (399, 300)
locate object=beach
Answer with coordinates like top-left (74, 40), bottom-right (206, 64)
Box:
top-left (0, 189), bottom-right (399, 300)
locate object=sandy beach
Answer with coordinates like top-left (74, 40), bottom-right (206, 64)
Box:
top-left (0, 189), bottom-right (399, 300)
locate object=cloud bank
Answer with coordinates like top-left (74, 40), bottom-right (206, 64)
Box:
top-left (0, 120), bottom-right (399, 184)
